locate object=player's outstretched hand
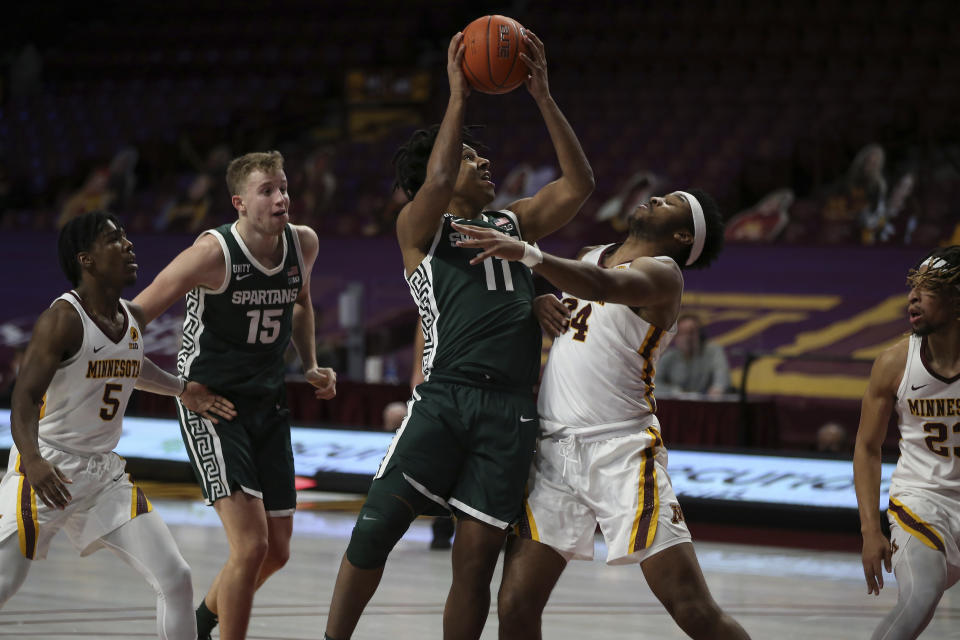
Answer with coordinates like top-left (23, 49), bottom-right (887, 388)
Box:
top-left (520, 30), bottom-right (549, 100)
top-left (533, 295), bottom-right (570, 337)
top-left (306, 366), bottom-right (337, 400)
top-left (861, 529), bottom-right (893, 595)
top-left (180, 381), bottom-right (237, 423)
top-left (447, 32), bottom-right (470, 99)
top-left (22, 457), bottom-right (72, 510)
top-left (452, 222), bottom-right (525, 264)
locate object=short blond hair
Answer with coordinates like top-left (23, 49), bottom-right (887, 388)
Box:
top-left (225, 150), bottom-right (285, 196)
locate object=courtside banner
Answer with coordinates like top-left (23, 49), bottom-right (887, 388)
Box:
top-left (0, 410), bottom-right (894, 510)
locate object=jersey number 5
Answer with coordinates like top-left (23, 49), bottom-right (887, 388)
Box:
top-left (923, 421), bottom-right (960, 458)
top-left (246, 309), bottom-right (282, 344)
top-left (100, 383), bottom-right (122, 421)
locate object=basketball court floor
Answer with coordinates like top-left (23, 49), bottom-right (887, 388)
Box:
top-left (2, 487), bottom-right (958, 639)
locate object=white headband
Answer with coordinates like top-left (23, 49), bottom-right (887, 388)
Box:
top-left (919, 256), bottom-right (960, 292)
top-left (921, 257), bottom-right (948, 270)
top-left (676, 191), bottom-right (705, 266)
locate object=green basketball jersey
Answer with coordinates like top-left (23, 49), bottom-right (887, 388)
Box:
top-left (178, 222), bottom-right (304, 396)
top-left (408, 210), bottom-right (541, 389)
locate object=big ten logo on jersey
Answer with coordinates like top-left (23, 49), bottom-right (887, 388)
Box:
top-left (492, 216), bottom-right (515, 232)
top-left (286, 264), bottom-right (300, 285)
top-left (128, 326), bottom-right (140, 350)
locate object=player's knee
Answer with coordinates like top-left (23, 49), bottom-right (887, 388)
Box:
top-left (497, 587), bottom-right (543, 632)
top-left (345, 501), bottom-right (414, 570)
top-left (264, 538), bottom-right (291, 572)
top-left (670, 597), bottom-right (722, 636)
top-left (160, 557), bottom-right (193, 597)
top-left (232, 533), bottom-right (270, 569)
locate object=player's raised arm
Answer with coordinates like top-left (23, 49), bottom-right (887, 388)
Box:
top-left (506, 30), bottom-right (594, 242)
top-left (452, 222), bottom-right (682, 307)
top-left (132, 233), bottom-right (226, 324)
top-left (396, 33), bottom-right (471, 274)
top-left (9, 302), bottom-right (81, 509)
top-left (854, 341), bottom-right (906, 595)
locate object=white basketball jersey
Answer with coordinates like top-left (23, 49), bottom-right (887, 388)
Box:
top-left (37, 292), bottom-right (143, 454)
top-left (891, 334), bottom-right (960, 498)
top-left (537, 246), bottom-right (677, 439)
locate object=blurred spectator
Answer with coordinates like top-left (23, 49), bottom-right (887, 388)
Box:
top-left (106, 146), bottom-right (139, 212)
top-left (382, 401), bottom-right (407, 431)
top-left (297, 146), bottom-right (337, 227)
top-left (817, 143), bottom-right (889, 245)
top-left (725, 189), bottom-right (794, 243)
top-left (658, 314), bottom-right (730, 397)
top-left (365, 186), bottom-right (409, 235)
top-left (847, 144), bottom-right (887, 221)
top-left (158, 173), bottom-right (214, 233)
top-left (57, 168), bottom-right (114, 229)
top-left (844, 144), bottom-right (917, 245)
top-left (595, 171), bottom-right (660, 233)
top-left (816, 421), bottom-right (850, 455)
top-left (887, 172), bottom-right (917, 243)
top-left (489, 162), bottom-right (556, 211)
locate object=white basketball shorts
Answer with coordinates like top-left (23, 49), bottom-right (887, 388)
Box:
top-left (516, 428), bottom-right (691, 565)
top-left (888, 487), bottom-right (960, 588)
top-left (0, 444), bottom-right (152, 559)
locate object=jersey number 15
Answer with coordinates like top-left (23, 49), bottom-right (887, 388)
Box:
top-left (245, 309), bottom-right (282, 344)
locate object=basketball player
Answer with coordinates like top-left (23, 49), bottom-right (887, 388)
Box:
top-left (454, 191), bottom-right (750, 639)
top-left (0, 211), bottom-right (236, 639)
top-left (854, 246), bottom-right (960, 639)
top-left (324, 30), bottom-right (594, 640)
top-left (133, 151), bottom-right (337, 640)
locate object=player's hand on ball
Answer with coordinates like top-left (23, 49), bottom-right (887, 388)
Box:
top-left (452, 222), bottom-right (525, 264)
top-left (180, 381), bottom-right (237, 423)
top-left (533, 295), bottom-right (570, 337)
top-left (306, 366), bottom-right (337, 400)
top-left (447, 32), bottom-right (470, 99)
top-left (861, 529), bottom-right (893, 595)
top-left (22, 457), bottom-right (72, 510)
top-left (520, 30), bottom-right (549, 99)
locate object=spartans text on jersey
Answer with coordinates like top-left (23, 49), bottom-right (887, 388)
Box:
top-left (231, 288), bottom-right (299, 305)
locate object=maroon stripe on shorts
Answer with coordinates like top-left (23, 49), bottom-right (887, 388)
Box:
top-left (19, 477), bottom-right (37, 560)
top-left (632, 448), bottom-right (657, 552)
top-left (135, 487), bottom-right (151, 516)
top-left (889, 501), bottom-right (945, 553)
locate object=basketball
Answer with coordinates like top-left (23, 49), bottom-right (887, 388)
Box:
top-left (461, 15), bottom-right (530, 95)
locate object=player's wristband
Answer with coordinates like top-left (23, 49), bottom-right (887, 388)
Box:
top-left (520, 242), bottom-right (543, 268)
top-left (177, 377), bottom-right (186, 397)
